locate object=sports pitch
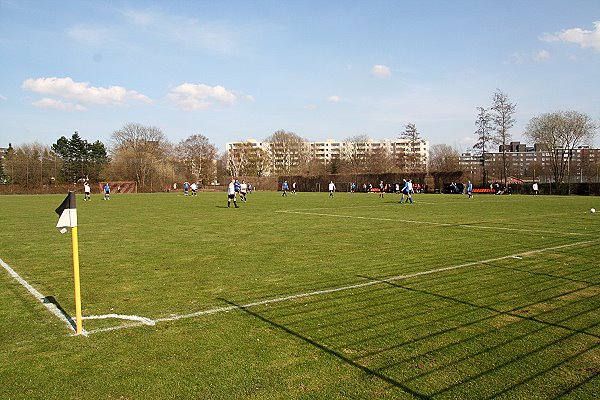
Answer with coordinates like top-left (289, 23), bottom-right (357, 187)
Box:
top-left (1, 191), bottom-right (599, 399)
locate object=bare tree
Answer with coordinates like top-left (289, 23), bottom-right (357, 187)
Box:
top-left (226, 147), bottom-right (245, 178)
top-left (490, 89), bottom-right (516, 185)
top-left (3, 142), bottom-right (54, 188)
top-left (524, 110), bottom-right (596, 188)
top-left (473, 106), bottom-right (493, 185)
top-left (264, 130), bottom-right (308, 175)
top-left (341, 134), bottom-right (370, 173)
top-left (429, 144), bottom-right (460, 172)
top-left (110, 123), bottom-right (169, 188)
top-left (364, 146), bottom-right (394, 174)
top-left (176, 134), bottom-right (218, 186)
top-left (227, 142), bottom-right (271, 177)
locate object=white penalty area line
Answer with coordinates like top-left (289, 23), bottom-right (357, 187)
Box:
top-left (276, 209), bottom-right (592, 237)
top-left (82, 239), bottom-right (596, 336)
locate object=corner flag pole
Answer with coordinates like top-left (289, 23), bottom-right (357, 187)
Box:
top-left (71, 225), bottom-right (83, 334)
top-left (55, 191), bottom-right (83, 334)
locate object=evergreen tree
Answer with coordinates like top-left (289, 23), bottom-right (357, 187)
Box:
top-left (52, 132), bottom-right (108, 182)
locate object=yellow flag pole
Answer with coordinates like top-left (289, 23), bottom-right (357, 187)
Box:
top-left (71, 225), bottom-right (83, 334)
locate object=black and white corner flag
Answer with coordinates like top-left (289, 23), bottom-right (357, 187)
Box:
top-left (55, 192), bottom-right (77, 234)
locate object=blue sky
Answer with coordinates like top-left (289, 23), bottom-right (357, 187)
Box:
top-left (1, 0), bottom-right (599, 151)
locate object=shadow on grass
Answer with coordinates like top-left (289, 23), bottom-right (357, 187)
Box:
top-left (358, 273), bottom-right (600, 340)
top-left (43, 295), bottom-right (76, 331)
top-left (219, 298), bottom-right (433, 399)
top-left (357, 274), bottom-right (600, 398)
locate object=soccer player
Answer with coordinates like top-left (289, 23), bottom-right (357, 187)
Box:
top-left (399, 179), bottom-right (413, 204)
top-left (103, 183), bottom-right (110, 200)
top-left (292, 181), bottom-right (297, 194)
top-left (532, 181), bottom-right (539, 195)
top-left (467, 180), bottom-right (473, 199)
top-left (328, 180), bottom-right (336, 197)
top-left (83, 181), bottom-right (91, 201)
top-left (379, 181), bottom-right (385, 198)
top-left (240, 180), bottom-right (248, 202)
top-left (227, 178), bottom-right (239, 208)
top-left (183, 181), bottom-right (189, 196)
top-left (282, 180), bottom-right (289, 197)
top-left (350, 182), bottom-right (356, 193)
top-left (191, 182), bottom-right (198, 196)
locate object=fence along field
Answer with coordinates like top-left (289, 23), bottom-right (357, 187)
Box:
top-left (1, 191), bottom-right (598, 398)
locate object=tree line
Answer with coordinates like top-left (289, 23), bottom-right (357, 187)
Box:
top-left (0, 123), bottom-right (219, 191)
top-left (470, 89), bottom-right (597, 186)
top-left (1, 88), bottom-right (597, 191)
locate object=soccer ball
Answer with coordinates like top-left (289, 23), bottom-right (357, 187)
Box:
top-left (591, 208), bottom-right (596, 214)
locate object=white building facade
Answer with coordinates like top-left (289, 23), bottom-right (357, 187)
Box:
top-left (226, 138), bottom-right (429, 176)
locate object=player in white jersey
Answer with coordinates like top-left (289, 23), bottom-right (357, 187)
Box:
top-left (399, 179), bottom-right (413, 204)
top-left (240, 180), bottom-right (248, 202)
top-left (83, 181), bottom-right (91, 201)
top-left (227, 178), bottom-right (239, 208)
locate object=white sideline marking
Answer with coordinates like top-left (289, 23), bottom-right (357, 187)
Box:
top-left (82, 239), bottom-right (596, 336)
top-left (276, 210), bottom-right (591, 237)
top-left (0, 258), bottom-right (77, 334)
top-left (1, 258), bottom-right (155, 335)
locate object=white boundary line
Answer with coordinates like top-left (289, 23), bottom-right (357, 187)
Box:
top-left (82, 239), bottom-right (596, 335)
top-left (0, 258), bottom-right (153, 336)
top-left (275, 210), bottom-right (592, 237)
top-left (3, 240), bottom-right (596, 336)
top-left (0, 258), bottom-right (77, 334)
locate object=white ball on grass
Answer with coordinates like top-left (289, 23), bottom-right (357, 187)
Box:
top-left (591, 208), bottom-right (596, 213)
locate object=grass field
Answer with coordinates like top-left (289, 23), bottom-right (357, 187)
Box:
top-left (1, 190), bottom-right (599, 399)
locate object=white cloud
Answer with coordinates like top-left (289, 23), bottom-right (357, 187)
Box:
top-left (120, 8), bottom-right (238, 55)
top-left (371, 64), bottom-right (392, 78)
top-left (168, 83), bottom-right (237, 111)
top-left (67, 25), bottom-right (121, 47)
top-left (505, 52), bottom-right (527, 64)
top-left (22, 77), bottom-right (151, 107)
top-left (327, 95), bottom-right (341, 103)
top-left (244, 94), bottom-right (256, 102)
top-left (303, 104), bottom-right (317, 110)
top-left (534, 50), bottom-right (550, 61)
top-left (0, 94), bottom-right (7, 101)
top-left (541, 21), bottom-right (600, 52)
top-left (32, 98), bottom-right (87, 111)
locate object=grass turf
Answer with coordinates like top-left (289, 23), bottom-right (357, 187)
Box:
top-left (0, 191), bottom-right (598, 399)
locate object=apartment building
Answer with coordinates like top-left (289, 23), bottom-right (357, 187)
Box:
top-left (226, 138), bottom-right (429, 175)
top-left (459, 141), bottom-right (600, 183)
